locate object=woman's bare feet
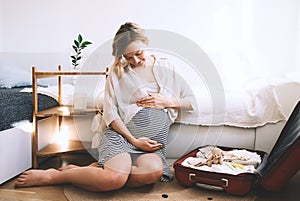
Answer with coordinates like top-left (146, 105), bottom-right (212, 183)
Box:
top-left (15, 169), bottom-right (58, 187)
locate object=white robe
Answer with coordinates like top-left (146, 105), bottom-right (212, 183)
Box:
top-left (103, 57), bottom-right (197, 126)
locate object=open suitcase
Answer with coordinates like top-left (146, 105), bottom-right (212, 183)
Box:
top-left (174, 101), bottom-right (300, 196)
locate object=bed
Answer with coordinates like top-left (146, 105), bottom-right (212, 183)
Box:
top-left (0, 87), bottom-right (58, 131)
top-left (0, 86), bottom-right (59, 184)
top-left (0, 62), bottom-right (59, 184)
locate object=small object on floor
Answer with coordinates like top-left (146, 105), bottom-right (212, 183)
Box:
top-left (161, 193), bottom-right (168, 198)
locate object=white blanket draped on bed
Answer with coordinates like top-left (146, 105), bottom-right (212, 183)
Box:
top-left (176, 84), bottom-right (286, 128)
top-left (21, 83), bottom-right (286, 128)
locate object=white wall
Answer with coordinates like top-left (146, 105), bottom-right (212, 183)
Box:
top-left (0, 0), bottom-right (299, 83)
top-left (0, 0), bottom-right (221, 53)
top-left (296, 0), bottom-right (300, 70)
top-left (250, 0), bottom-right (299, 76)
top-left (0, 0), bottom-right (3, 50)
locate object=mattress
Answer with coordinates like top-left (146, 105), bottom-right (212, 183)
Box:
top-left (0, 87), bottom-right (58, 131)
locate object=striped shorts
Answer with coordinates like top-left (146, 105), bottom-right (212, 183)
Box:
top-left (97, 108), bottom-right (173, 181)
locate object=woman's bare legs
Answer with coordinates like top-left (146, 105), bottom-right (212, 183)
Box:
top-left (125, 153), bottom-right (163, 188)
top-left (58, 162), bottom-right (98, 171)
top-left (15, 153), bottom-right (132, 192)
top-left (58, 153), bottom-right (163, 188)
top-left (58, 164), bottom-right (79, 171)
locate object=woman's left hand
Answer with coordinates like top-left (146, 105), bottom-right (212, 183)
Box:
top-left (136, 93), bottom-right (169, 109)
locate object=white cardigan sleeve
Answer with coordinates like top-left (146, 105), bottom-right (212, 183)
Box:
top-left (103, 71), bottom-right (121, 127)
top-left (155, 58), bottom-right (197, 122)
top-left (174, 69), bottom-right (197, 112)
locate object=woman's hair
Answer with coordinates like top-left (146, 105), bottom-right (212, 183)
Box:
top-left (112, 22), bottom-right (149, 78)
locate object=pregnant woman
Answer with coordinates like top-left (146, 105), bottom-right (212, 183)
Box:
top-left (15, 22), bottom-right (196, 192)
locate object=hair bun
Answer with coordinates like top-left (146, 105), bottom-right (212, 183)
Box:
top-left (118, 22), bottom-right (140, 34)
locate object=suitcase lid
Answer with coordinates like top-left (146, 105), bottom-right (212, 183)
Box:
top-left (258, 101), bottom-right (300, 183)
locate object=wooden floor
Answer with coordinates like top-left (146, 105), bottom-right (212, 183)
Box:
top-left (1, 152), bottom-right (300, 201)
top-left (0, 152), bottom-right (96, 201)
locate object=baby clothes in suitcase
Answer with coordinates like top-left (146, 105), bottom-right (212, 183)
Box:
top-left (174, 101), bottom-right (300, 196)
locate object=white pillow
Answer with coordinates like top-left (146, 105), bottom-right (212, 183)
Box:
top-left (0, 63), bottom-right (31, 88)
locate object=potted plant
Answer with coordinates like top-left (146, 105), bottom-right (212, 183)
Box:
top-left (71, 34), bottom-right (92, 69)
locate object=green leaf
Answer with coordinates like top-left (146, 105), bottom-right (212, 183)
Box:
top-left (78, 34), bottom-right (83, 43)
top-left (81, 41), bottom-right (92, 47)
top-left (71, 34), bottom-right (93, 67)
top-left (72, 45), bottom-right (78, 51)
top-left (74, 40), bottom-right (80, 48)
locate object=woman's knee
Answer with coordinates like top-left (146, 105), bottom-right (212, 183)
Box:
top-left (136, 154), bottom-right (163, 184)
top-left (127, 167), bottom-right (163, 187)
top-left (110, 171), bottom-right (130, 190)
top-left (135, 153), bottom-right (163, 173)
top-left (105, 153), bottom-right (132, 173)
top-left (95, 153), bottom-right (132, 191)
top-left (144, 168), bottom-right (163, 184)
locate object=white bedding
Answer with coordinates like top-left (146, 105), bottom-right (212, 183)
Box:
top-left (22, 84), bottom-right (76, 105)
top-left (177, 84), bottom-right (286, 128)
top-left (21, 82), bottom-right (286, 128)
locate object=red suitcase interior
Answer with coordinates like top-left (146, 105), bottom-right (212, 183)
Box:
top-left (174, 101), bottom-right (300, 196)
top-left (258, 101), bottom-right (300, 191)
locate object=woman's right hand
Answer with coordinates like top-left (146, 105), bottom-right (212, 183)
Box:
top-left (132, 137), bottom-right (163, 152)
top-left (110, 119), bottom-right (163, 152)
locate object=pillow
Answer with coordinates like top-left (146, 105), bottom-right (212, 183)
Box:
top-left (0, 62), bottom-right (72, 88)
top-left (0, 62), bottom-right (31, 88)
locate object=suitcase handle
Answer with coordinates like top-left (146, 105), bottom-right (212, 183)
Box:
top-left (189, 173), bottom-right (228, 191)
